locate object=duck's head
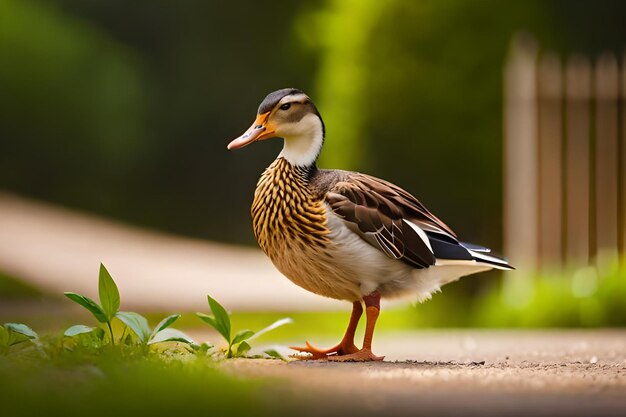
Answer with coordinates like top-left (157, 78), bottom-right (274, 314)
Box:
top-left (228, 88), bottom-right (325, 167)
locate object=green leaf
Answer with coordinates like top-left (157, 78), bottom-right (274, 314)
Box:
top-left (235, 341), bottom-right (251, 357)
top-left (207, 295), bottom-right (231, 342)
top-left (196, 312), bottom-right (231, 343)
top-left (264, 349), bottom-right (286, 361)
top-left (248, 317), bottom-right (293, 341)
top-left (151, 314), bottom-right (180, 338)
top-left (115, 311), bottom-right (150, 343)
top-left (195, 313), bottom-right (226, 341)
top-left (98, 263), bottom-right (120, 320)
top-left (64, 325), bottom-right (98, 337)
top-left (148, 328), bottom-right (194, 345)
top-left (64, 292), bottom-right (108, 323)
top-left (5, 323), bottom-right (38, 340)
top-left (231, 329), bottom-right (255, 345)
top-left (66, 326), bottom-right (105, 348)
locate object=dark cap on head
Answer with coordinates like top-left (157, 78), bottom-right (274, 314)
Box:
top-left (258, 88), bottom-right (305, 114)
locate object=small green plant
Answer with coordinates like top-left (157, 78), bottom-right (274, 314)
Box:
top-left (115, 313), bottom-right (194, 346)
top-left (62, 324), bottom-right (106, 349)
top-left (64, 263), bottom-right (120, 345)
top-left (64, 263), bottom-right (193, 347)
top-left (0, 323), bottom-right (40, 354)
top-left (196, 294), bottom-right (292, 358)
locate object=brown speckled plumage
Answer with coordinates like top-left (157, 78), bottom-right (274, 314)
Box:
top-left (252, 158), bottom-right (367, 299)
top-left (252, 157), bottom-right (329, 250)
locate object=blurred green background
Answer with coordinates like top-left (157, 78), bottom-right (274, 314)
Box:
top-left (4, 0), bottom-right (626, 246)
top-left (1, 0), bottom-right (625, 328)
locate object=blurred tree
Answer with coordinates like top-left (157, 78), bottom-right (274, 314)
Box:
top-left (1, 0), bottom-right (625, 252)
top-left (0, 0), bottom-right (147, 212)
top-left (1, 0), bottom-right (319, 244)
top-left (297, 0), bottom-right (389, 169)
top-left (549, 0), bottom-right (626, 54)
top-left (51, 0), bottom-right (322, 244)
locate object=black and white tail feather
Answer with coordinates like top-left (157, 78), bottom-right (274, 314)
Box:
top-left (426, 230), bottom-right (514, 271)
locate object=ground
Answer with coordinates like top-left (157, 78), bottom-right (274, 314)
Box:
top-left (222, 330), bottom-right (626, 416)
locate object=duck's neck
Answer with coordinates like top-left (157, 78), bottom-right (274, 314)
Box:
top-left (278, 113), bottom-right (325, 169)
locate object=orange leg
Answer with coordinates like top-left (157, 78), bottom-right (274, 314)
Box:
top-left (290, 300), bottom-right (362, 359)
top-left (328, 292), bottom-right (384, 362)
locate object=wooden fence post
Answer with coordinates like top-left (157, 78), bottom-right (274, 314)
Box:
top-left (564, 55), bottom-right (592, 268)
top-left (594, 53), bottom-right (619, 268)
top-left (538, 53), bottom-right (563, 271)
top-left (503, 35), bottom-right (539, 275)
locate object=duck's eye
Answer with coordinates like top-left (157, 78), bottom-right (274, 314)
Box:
top-left (279, 103), bottom-right (291, 111)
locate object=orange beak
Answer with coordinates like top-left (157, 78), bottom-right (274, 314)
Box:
top-left (227, 112), bottom-right (276, 150)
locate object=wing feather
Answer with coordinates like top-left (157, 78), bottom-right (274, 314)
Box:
top-left (326, 173), bottom-right (452, 269)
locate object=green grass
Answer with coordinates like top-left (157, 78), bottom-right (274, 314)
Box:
top-left (0, 338), bottom-right (283, 417)
top-left (0, 264), bottom-right (292, 417)
top-left (476, 262), bottom-right (626, 327)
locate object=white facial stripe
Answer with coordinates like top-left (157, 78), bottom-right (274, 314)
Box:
top-left (277, 93), bottom-right (309, 106)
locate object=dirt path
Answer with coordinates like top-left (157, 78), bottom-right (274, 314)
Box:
top-left (221, 330), bottom-right (626, 416)
top-left (0, 192), bottom-right (341, 311)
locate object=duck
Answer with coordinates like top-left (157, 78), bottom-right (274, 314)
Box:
top-left (227, 88), bottom-right (513, 361)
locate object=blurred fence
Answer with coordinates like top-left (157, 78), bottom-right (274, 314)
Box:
top-left (504, 35), bottom-right (625, 272)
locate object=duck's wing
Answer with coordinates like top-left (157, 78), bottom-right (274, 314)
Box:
top-left (325, 172), bottom-right (513, 270)
top-left (325, 173), bottom-right (450, 269)
top-left (325, 173), bottom-right (513, 269)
